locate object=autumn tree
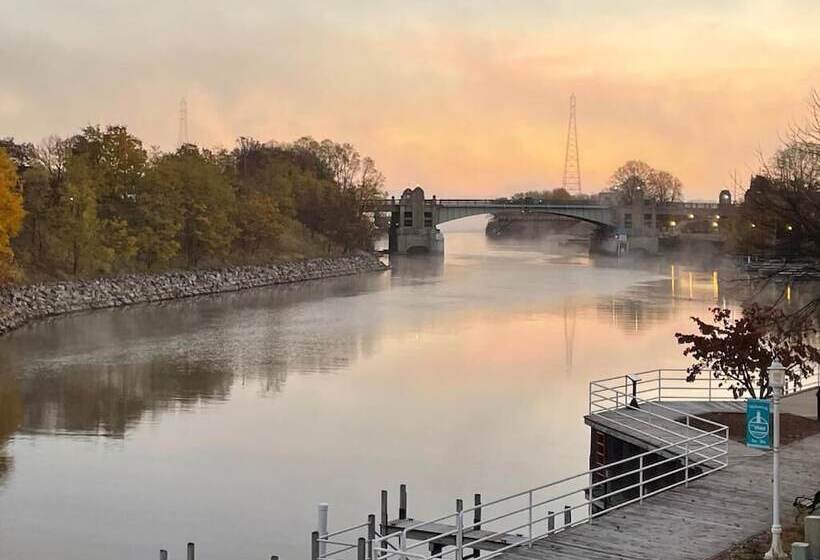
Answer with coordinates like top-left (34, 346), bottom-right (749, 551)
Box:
top-left (0, 149), bottom-right (25, 282)
top-left (675, 304), bottom-right (820, 398)
top-left (5, 129), bottom-right (385, 278)
top-left (153, 146), bottom-right (236, 266)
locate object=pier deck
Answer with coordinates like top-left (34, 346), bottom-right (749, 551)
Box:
top-left (501, 412), bottom-right (820, 559)
top-left (586, 401), bottom-right (743, 469)
top-left (322, 378), bottom-right (819, 560)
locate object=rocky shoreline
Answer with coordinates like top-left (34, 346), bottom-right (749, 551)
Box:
top-left (0, 254), bottom-right (388, 337)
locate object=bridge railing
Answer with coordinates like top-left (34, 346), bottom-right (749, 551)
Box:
top-left (313, 372), bottom-right (730, 560)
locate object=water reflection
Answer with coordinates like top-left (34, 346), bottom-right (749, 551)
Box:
top-left (0, 232), bottom-right (816, 559)
top-left (0, 373), bottom-right (23, 483)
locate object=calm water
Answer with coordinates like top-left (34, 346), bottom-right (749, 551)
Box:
top-left (0, 225), bottom-right (802, 559)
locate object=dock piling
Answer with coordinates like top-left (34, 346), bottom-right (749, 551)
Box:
top-left (186, 542), bottom-right (195, 560)
top-left (564, 505), bottom-right (571, 527)
top-left (357, 537), bottom-right (366, 560)
top-left (311, 531), bottom-right (319, 560)
top-left (474, 493), bottom-right (482, 558)
top-left (159, 550), bottom-right (167, 560)
top-left (367, 514), bottom-right (375, 560)
top-left (455, 499), bottom-right (464, 560)
top-left (399, 484), bottom-right (407, 520)
top-left (547, 511), bottom-right (555, 533)
top-left (318, 503), bottom-right (329, 558)
top-left (380, 490), bottom-right (388, 535)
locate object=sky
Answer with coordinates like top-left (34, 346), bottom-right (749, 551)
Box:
top-left (2, 1), bottom-right (819, 199)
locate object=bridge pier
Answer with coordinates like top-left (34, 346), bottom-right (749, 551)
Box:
top-left (388, 187), bottom-right (444, 255)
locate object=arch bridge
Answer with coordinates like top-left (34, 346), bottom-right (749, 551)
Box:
top-left (370, 187), bottom-right (735, 255)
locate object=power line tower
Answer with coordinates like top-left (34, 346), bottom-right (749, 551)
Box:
top-left (178, 97), bottom-right (189, 147)
top-left (561, 93), bottom-right (582, 194)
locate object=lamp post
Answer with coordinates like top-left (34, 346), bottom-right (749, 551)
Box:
top-left (764, 361), bottom-right (786, 560)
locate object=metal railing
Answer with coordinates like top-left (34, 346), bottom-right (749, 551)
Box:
top-left (589, 368), bottom-right (820, 411)
top-left (314, 378), bottom-right (729, 560)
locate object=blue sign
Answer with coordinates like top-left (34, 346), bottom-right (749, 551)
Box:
top-left (746, 399), bottom-right (771, 449)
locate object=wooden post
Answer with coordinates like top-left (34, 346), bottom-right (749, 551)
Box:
top-left (563, 506), bottom-right (571, 527)
top-left (187, 542), bottom-right (195, 560)
top-left (311, 531), bottom-right (320, 560)
top-left (380, 490), bottom-right (388, 534)
top-left (357, 537), bottom-right (366, 560)
top-left (399, 484), bottom-right (407, 520)
top-left (547, 511), bottom-right (555, 533)
top-left (271, 556), bottom-right (279, 560)
top-left (160, 550), bottom-right (168, 560)
top-left (455, 499), bottom-right (464, 560)
top-left (473, 493), bottom-right (482, 558)
top-left (367, 514), bottom-right (376, 560)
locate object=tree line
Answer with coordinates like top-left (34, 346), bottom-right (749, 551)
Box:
top-left (732, 91), bottom-right (820, 257)
top-left (0, 128), bottom-right (386, 284)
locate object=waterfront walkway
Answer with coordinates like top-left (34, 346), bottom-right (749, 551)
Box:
top-left (500, 395), bottom-right (820, 560)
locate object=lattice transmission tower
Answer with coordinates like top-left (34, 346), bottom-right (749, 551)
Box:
top-left (178, 97), bottom-right (189, 147)
top-left (561, 93), bottom-right (582, 194)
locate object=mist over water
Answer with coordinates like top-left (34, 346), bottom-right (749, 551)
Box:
top-left (0, 225), bottom-right (807, 559)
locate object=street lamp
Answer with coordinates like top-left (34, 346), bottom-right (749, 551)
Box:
top-left (764, 361), bottom-right (786, 560)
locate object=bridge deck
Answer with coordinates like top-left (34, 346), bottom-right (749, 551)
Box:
top-left (499, 410), bottom-right (820, 560)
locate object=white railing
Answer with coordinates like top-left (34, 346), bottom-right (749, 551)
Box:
top-left (589, 368), bottom-right (820, 412)
top-left (314, 377), bottom-right (729, 560)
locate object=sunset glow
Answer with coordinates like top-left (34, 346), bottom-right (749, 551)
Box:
top-left (3, 1), bottom-right (819, 197)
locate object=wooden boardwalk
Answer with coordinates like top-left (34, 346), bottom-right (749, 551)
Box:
top-left (499, 425), bottom-right (820, 559)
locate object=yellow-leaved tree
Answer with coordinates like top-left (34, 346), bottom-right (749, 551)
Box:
top-left (0, 149), bottom-right (25, 283)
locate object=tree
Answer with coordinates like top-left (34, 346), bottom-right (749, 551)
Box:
top-left (49, 156), bottom-right (110, 276)
top-left (675, 305), bottom-right (820, 398)
top-left (152, 146), bottom-right (236, 267)
top-left (234, 191), bottom-right (284, 256)
top-left (742, 143), bottom-right (820, 256)
top-left (608, 160), bottom-right (683, 203)
top-left (0, 149), bottom-right (25, 282)
top-left (132, 158), bottom-right (183, 269)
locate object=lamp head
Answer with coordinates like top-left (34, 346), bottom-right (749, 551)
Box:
top-left (770, 360), bottom-right (785, 390)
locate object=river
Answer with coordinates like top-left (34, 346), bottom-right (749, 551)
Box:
top-left (0, 222), bottom-right (804, 559)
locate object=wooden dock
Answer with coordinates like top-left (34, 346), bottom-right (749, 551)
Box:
top-left (498, 428), bottom-right (820, 559)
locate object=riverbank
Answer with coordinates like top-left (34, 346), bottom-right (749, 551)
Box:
top-left (0, 254), bottom-right (388, 337)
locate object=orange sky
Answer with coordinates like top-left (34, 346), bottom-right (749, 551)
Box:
top-left (2, 1), bottom-right (819, 198)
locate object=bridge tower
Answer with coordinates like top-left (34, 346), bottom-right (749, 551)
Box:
top-left (561, 94), bottom-right (582, 194)
top-left (388, 187), bottom-right (444, 255)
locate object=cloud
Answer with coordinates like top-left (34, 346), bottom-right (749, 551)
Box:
top-left (1, 1), bottom-right (819, 198)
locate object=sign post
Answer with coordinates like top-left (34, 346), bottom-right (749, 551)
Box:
top-left (746, 399), bottom-right (771, 449)
top-left (764, 364), bottom-right (787, 560)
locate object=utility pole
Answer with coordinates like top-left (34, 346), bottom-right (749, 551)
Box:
top-left (561, 93), bottom-right (582, 194)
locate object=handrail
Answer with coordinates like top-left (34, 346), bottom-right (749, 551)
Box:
top-left (316, 368), bottom-right (741, 560)
top-left (370, 391), bottom-right (728, 559)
